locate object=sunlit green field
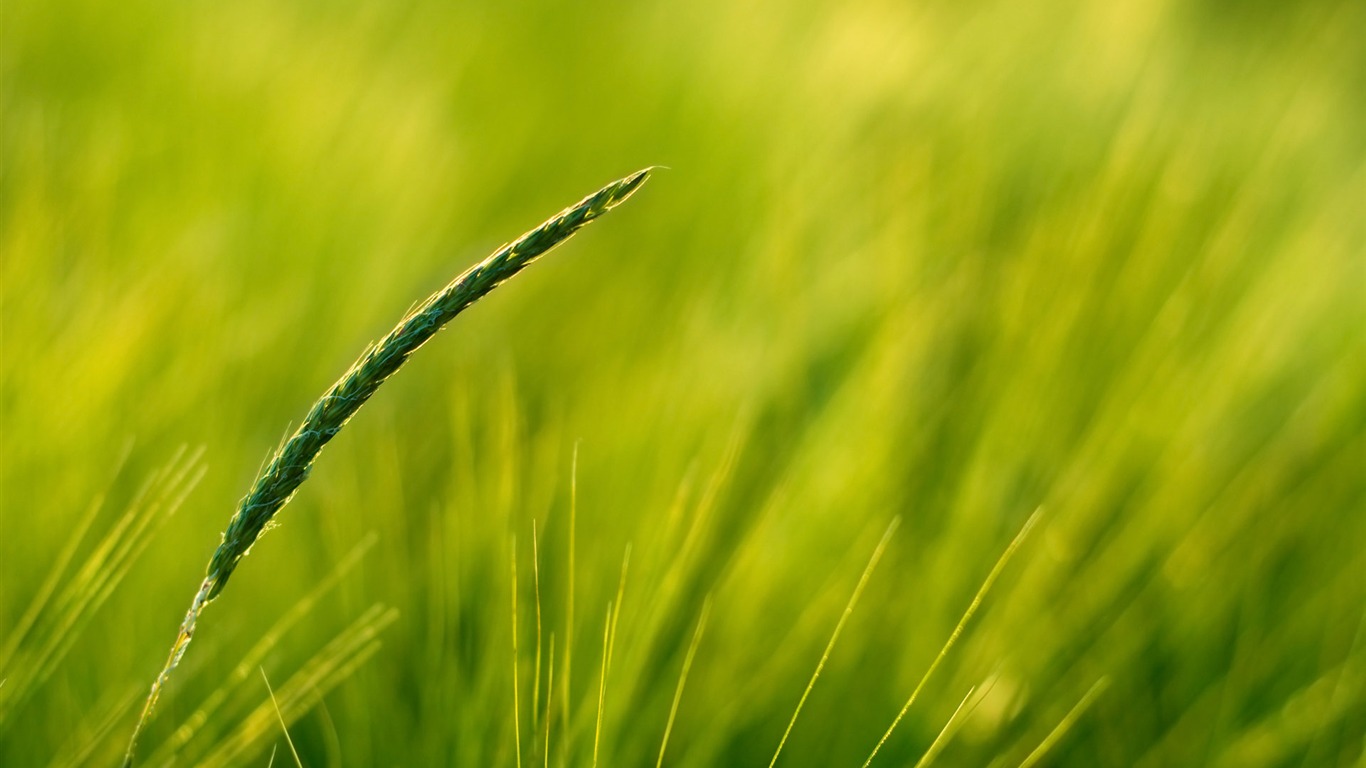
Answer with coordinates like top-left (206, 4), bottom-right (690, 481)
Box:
top-left (3, 0), bottom-right (1364, 765)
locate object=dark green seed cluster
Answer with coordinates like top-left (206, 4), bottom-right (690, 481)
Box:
top-left (206, 168), bottom-right (650, 599)
top-left (125, 169), bottom-right (651, 767)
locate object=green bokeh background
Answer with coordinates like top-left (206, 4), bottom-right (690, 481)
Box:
top-left (3, 0), bottom-right (1363, 765)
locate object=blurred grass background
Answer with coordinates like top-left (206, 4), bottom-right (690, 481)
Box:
top-left (2, 0), bottom-right (1364, 765)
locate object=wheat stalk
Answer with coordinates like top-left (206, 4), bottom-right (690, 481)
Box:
top-left (123, 168), bottom-right (654, 766)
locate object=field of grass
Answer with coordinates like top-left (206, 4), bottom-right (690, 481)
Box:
top-left (3, 0), bottom-right (1364, 765)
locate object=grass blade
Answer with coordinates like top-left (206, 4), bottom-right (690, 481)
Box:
top-left (862, 508), bottom-right (1041, 767)
top-left (768, 517), bottom-right (900, 768)
top-left (1017, 677), bottom-right (1110, 768)
top-left (512, 537), bottom-right (523, 768)
top-left (656, 598), bottom-right (711, 768)
top-left (258, 669), bottom-right (302, 768)
top-left (913, 685), bottom-right (979, 768)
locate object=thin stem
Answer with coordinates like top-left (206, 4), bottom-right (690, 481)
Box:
top-left (862, 508), bottom-right (1041, 768)
top-left (769, 518), bottom-right (900, 768)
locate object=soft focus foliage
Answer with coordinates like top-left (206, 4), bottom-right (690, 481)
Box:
top-left (2, 0), bottom-right (1363, 765)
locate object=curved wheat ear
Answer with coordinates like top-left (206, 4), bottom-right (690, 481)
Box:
top-left (123, 168), bottom-right (654, 767)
